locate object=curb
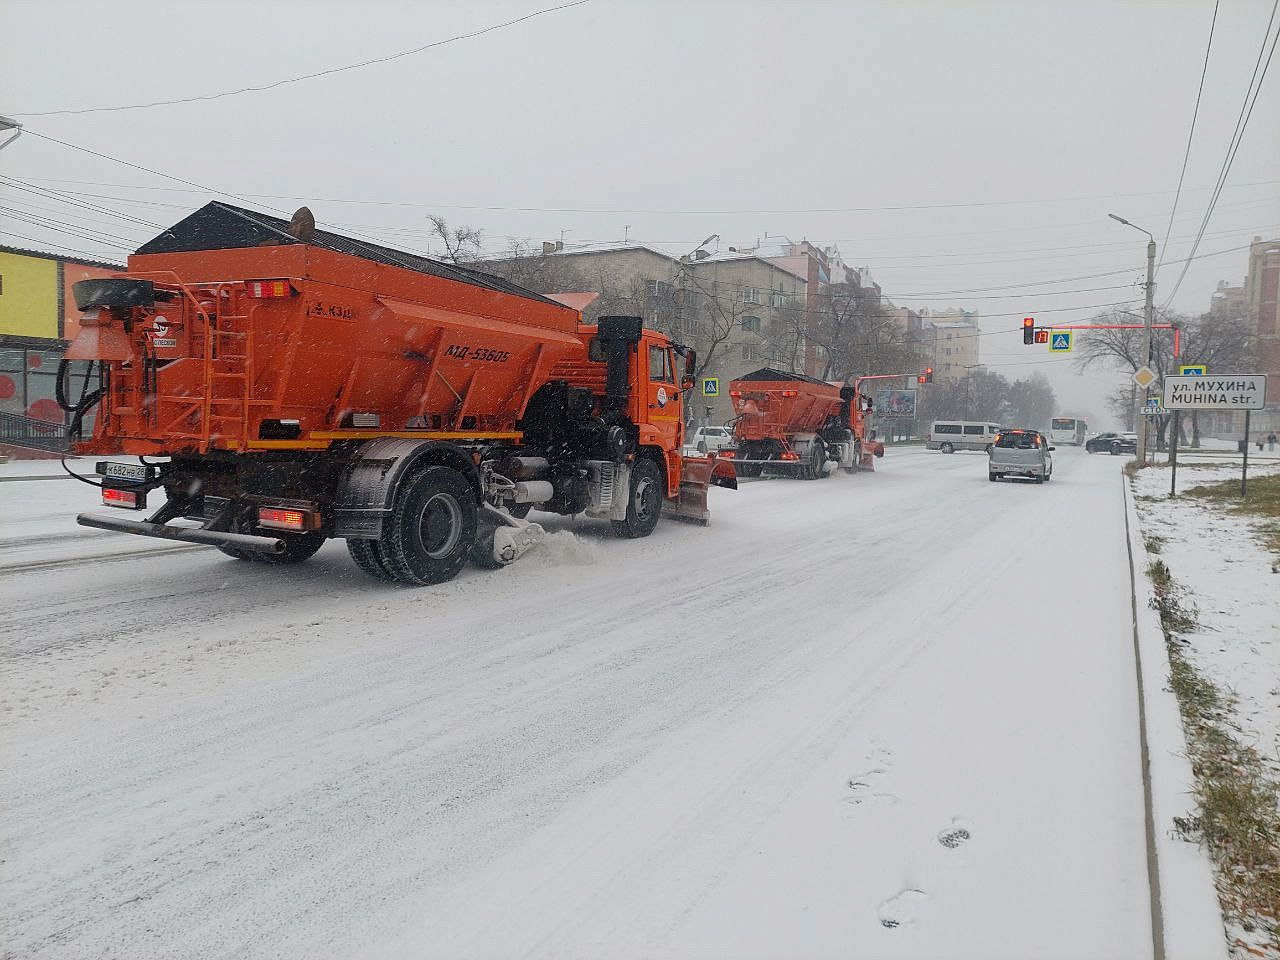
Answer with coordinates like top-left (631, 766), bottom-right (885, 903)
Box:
top-left (1122, 475), bottom-right (1228, 960)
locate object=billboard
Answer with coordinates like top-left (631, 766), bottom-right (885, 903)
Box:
top-left (0, 251), bottom-right (59, 340)
top-left (874, 388), bottom-right (917, 419)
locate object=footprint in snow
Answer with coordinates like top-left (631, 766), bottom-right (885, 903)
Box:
top-left (843, 744), bottom-right (898, 808)
top-left (937, 817), bottom-right (973, 849)
top-left (878, 888), bottom-right (928, 929)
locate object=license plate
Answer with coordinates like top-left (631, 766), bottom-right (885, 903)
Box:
top-left (101, 461), bottom-right (148, 482)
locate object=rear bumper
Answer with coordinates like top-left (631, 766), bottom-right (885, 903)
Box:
top-left (77, 513), bottom-right (286, 554)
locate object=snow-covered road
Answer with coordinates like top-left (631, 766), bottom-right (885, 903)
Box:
top-left (1, 447), bottom-right (1153, 959)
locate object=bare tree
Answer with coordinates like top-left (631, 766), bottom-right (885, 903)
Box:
top-left (679, 271), bottom-right (756, 380)
top-left (428, 215), bottom-right (483, 265)
top-left (1075, 308), bottom-right (1254, 447)
top-left (803, 282), bottom-right (924, 383)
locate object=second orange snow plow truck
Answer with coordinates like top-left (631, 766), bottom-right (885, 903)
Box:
top-left (62, 202), bottom-right (734, 585)
top-left (723, 368), bottom-right (884, 478)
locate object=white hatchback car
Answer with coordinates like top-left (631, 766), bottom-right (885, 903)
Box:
top-left (690, 425), bottom-right (735, 454)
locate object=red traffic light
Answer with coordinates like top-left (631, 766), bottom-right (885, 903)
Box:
top-left (917, 375), bottom-right (926, 384)
top-left (1023, 317), bottom-right (1035, 345)
top-left (925, 366), bottom-right (934, 383)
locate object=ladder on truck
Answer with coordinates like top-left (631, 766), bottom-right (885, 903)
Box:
top-left (131, 274), bottom-right (257, 453)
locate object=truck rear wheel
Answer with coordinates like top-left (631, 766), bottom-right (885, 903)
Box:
top-left (346, 538), bottom-right (398, 582)
top-left (803, 438), bottom-right (827, 480)
top-left (612, 457), bottom-right (663, 539)
top-left (379, 465), bottom-right (477, 585)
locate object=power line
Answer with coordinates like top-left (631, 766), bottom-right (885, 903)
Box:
top-left (9, 176), bottom-right (1273, 262)
top-left (1161, 0), bottom-right (1280, 307)
top-left (1158, 0), bottom-right (1219, 273)
top-left (12, 173), bottom-right (1280, 217)
top-left (0, 204), bottom-right (141, 247)
top-left (13, 0), bottom-right (595, 117)
top-left (0, 231), bottom-right (125, 262)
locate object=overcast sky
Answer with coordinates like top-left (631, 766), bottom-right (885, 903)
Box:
top-left (3, 0), bottom-right (1278, 424)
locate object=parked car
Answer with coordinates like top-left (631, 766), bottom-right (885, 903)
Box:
top-left (690, 425), bottom-right (735, 454)
top-left (989, 428), bottom-right (1054, 482)
top-left (1085, 432), bottom-right (1137, 455)
top-left (926, 420), bottom-right (1002, 453)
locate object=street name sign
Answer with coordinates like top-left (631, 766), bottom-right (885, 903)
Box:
top-left (1178, 364), bottom-right (1206, 376)
top-left (1163, 374), bottom-right (1267, 410)
top-left (1048, 331), bottom-right (1073, 352)
top-left (1133, 365), bottom-right (1157, 389)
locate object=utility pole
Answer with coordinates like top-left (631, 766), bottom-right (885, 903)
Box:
top-left (1109, 214), bottom-right (1156, 465)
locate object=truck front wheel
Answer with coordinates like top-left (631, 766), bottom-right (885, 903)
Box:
top-left (612, 457), bottom-right (663, 539)
top-left (380, 465), bottom-right (477, 585)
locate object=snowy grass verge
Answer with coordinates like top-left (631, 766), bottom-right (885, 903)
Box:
top-left (1148, 558), bottom-right (1280, 958)
top-left (1182, 473), bottom-right (1280, 565)
top-left (1128, 466), bottom-right (1280, 959)
top-left (1123, 477), bottom-right (1230, 960)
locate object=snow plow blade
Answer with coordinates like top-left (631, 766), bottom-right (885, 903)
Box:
top-left (668, 454), bottom-right (736, 526)
top-left (76, 513), bottom-right (286, 553)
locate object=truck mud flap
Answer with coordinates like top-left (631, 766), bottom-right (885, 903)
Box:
top-left (667, 454), bottom-right (735, 526)
top-left (77, 513), bottom-right (286, 554)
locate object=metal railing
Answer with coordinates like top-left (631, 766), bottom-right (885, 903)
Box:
top-left (0, 410), bottom-right (71, 453)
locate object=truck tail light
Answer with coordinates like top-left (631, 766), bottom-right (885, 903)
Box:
top-left (728, 390), bottom-right (741, 398)
top-left (781, 452), bottom-right (800, 461)
top-left (102, 486), bottom-right (144, 509)
top-left (244, 280), bottom-right (295, 298)
top-left (719, 450), bottom-right (735, 458)
top-left (780, 390), bottom-right (798, 397)
top-left (258, 506), bottom-right (317, 531)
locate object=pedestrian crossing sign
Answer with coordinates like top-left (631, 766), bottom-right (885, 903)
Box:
top-left (1048, 331), bottom-right (1073, 353)
top-left (701, 377), bottom-right (719, 397)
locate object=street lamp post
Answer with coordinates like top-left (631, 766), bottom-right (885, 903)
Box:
top-left (0, 116), bottom-right (22, 153)
top-left (1108, 214), bottom-right (1156, 465)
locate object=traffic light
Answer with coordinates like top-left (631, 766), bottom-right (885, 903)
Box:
top-left (1023, 317), bottom-right (1035, 345)
top-left (925, 366), bottom-right (934, 383)
top-left (917, 375), bottom-right (926, 384)
top-left (1034, 329), bottom-right (1049, 344)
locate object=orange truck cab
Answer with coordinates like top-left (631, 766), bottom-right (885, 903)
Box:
top-left (63, 202), bottom-right (734, 585)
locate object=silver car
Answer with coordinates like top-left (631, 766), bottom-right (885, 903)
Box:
top-left (690, 425), bottom-right (735, 454)
top-left (988, 429), bottom-right (1054, 483)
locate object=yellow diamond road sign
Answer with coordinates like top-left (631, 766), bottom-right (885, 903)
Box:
top-left (1133, 365), bottom-right (1157, 389)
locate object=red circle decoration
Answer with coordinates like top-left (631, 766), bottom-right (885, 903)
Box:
top-left (27, 353), bottom-right (43, 369)
top-left (27, 398), bottom-right (63, 422)
top-left (0, 375), bottom-right (15, 400)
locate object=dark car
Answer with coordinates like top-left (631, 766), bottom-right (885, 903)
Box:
top-left (1085, 432), bottom-right (1137, 455)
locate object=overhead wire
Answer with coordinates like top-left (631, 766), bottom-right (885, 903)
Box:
top-left (1160, 0), bottom-right (1280, 307)
top-left (12, 0), bottom-right (596, 117)
top-left (1158, 0), bottom-right (1219, 272)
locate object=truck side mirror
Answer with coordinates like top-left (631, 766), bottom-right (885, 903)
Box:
top-left (684, 349), bottom-right (697, 377)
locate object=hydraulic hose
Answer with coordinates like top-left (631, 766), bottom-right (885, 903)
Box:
top-left (55, 359), bottom-right (104, 440)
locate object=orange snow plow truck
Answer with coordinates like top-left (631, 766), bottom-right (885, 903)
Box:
top-left (62, 202), bottom-right (735, 585)
top-left (722, 368), bottom-right (884, 479)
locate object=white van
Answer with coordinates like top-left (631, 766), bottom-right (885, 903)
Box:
top-left (927, 420), bottom-right (1001, 453)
